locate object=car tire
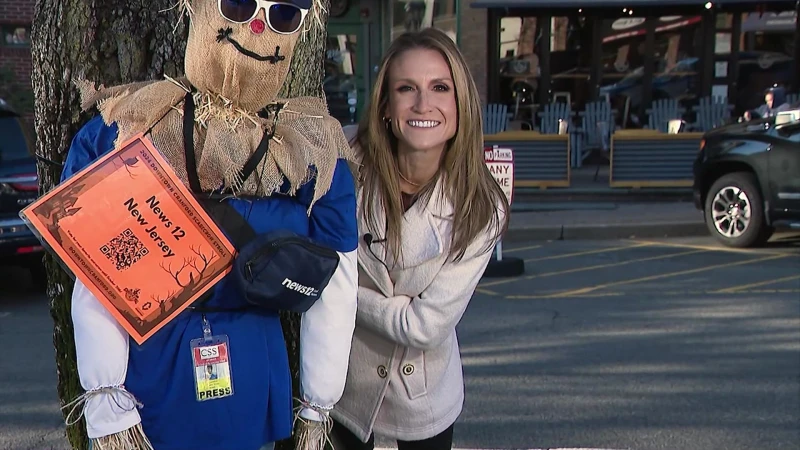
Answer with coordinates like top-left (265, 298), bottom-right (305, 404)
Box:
top-left (704, 172), bottom-right (772, 248)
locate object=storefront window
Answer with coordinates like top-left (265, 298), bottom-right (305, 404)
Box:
top-left (497, 16), bottom-right (539, 124)
top-left (550, 16), bottom-right (590, 107)
top-left (324, 33), bottom-right (359, 124)
top-left (738, 10), bottom-right (796, 114)
top-left (390, 0), bottom-right (457, 42)
top-left (598, 15), bottom-right (702, 128)
top-left (2, 25), bottom-right (31, 47)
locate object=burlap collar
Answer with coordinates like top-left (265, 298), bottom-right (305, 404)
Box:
top-left (76, 76), bottom-right (355, 211)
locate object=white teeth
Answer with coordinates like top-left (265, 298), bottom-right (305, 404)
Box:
top-left (407, 120), bottom-right (440, 128)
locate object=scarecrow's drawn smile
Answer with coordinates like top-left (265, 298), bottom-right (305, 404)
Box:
top-left (216, 27), bottom-right (286, 63)
top-left (216, 0), bottom-right (309, 62)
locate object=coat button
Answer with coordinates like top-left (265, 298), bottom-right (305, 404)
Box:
top-left (377, 365), bottom-right (388, 378)
top-left (402, 364), bottom-right (414, 376)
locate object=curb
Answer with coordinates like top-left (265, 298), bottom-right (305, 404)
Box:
top-left (503, 220), bottom-right (708, 242)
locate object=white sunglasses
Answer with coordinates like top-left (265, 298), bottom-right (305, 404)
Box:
top-left (217, 0), bottom-right (309, 34)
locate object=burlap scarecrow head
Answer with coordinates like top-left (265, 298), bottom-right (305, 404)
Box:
top-left (79, 0), bottom-right (351, 208)
top-left (182, 0), bottom-right (319, 112)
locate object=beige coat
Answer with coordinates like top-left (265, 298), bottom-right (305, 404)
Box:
top-left (330, 179), bottom-right (499, 442)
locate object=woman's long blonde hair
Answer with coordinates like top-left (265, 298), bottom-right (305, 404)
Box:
top-left (354, 28), bottom-right (509, 263)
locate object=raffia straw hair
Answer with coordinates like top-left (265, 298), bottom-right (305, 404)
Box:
top-left (90, 424), bottom-right (155, 450)
top-left (167, 0), bottom-right (325, 37)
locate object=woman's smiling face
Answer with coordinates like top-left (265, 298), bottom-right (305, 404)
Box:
top-left (384, 47), bottom-right (457, 154)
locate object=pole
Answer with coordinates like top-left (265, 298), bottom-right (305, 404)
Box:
top-left (795, 1), bottom-right (800, 93)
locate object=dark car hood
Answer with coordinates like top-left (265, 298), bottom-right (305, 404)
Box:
top-left (0, 156), bottom-right (36, 178)
top-left (704, 118), bottom-right (771, 139)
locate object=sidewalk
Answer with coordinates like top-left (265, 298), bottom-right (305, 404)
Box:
top-left (504, 201), bottom-right (707, 242)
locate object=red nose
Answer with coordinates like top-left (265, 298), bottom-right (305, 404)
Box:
top-left (250, 19), bottom-right (266, 34)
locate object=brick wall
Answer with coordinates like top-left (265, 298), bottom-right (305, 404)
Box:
top-left (0, 0), bottom-right (34, 22)
top-left (0, 0), bottom-right (34, 122)
top-left (459, 0), bottom-right (488, 103)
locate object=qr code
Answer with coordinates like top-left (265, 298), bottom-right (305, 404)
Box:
top-left (100, 228), bottom-right (149, 271)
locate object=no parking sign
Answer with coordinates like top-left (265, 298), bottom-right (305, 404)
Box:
top-left (484, 145), bottom-right (514, 205)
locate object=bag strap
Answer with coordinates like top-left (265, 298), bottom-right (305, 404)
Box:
top-left (182, 89), bottom-right (283, 195)
top-left (181, 88), bottom-right (272, 250)
top-left (196, 198), bottom-right (256, 250)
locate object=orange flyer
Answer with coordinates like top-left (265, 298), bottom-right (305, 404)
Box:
top-left (20, 133), bottom-right (235, 344)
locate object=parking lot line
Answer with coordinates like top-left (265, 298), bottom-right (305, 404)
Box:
top-left (634, 239), bottom-right (793, 255)
top-left (529, 248), bottom-right (707, 280)
top-left (479, 242), bottom-right (652, 289)
top-left (712, 273), bottom-right (800, 294)
top-left (524, 242), bottom-right (651, 263)
top-left (481, 246), bottom-right (700, 289)
top-left (507, 253), bottom-right (788, 299)
top-left (529, 288), bottom-right (800, 298)
top-left (475, 287), bottom-right (500, 296)
top-left (503, 244), bottom-right (542, 253)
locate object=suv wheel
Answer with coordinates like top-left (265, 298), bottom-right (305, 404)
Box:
top-left (704, 172), bottom-right (773, 248)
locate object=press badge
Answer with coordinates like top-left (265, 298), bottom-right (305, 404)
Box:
top-left (190, 315), bottom-right (234, 402)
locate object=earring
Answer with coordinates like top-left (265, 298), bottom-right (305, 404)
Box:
top-left (383, 117), bottom-right (392, 130)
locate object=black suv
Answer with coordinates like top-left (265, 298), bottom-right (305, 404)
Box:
top-left (693, 109), bottom-right (800, 248)
top-left (0, 99), bottom-right (44, 282)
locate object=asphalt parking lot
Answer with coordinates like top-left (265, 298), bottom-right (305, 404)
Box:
top-left (478, 232), bottom-right (800, 299)
top-left (452, 232), bottom-right (800, 450)
top-left (3, 233), bottom-right (799, 450)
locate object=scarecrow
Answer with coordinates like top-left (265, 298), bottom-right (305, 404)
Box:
top-left (60, 0), bottom-right (359, 449)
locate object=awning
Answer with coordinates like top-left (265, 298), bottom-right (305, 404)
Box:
top-left (602, 15), bottom-right (702, 43)
top-left (471, 0), bottom-right (796, 8)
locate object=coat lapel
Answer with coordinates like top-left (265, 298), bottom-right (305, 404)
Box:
top-left (357, 189), bottom-right (394, 297)
top-left (357, 178), bottom-right (455, 298)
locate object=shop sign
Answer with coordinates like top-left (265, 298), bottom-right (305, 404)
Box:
top-left (611, 17), bottom-right (645, 31)
top-left (484, 145), bottom-right (514, 205)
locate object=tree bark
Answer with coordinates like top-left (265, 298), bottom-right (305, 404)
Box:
top-left (30, 1), bottom-right (328, 448)
top-left (275, 3), bottom-right (330, 449)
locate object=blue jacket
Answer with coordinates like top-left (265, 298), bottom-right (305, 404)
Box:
top-left (62, 116), bottom-right (358, 450)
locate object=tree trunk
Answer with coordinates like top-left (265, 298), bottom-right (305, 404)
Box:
top-left (30, 1), bottom-right (328, 448)
top-left (274, 3), bottom-right (330, 449)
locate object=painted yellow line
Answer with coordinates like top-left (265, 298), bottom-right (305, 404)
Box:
top-left (503, 244), bottom-right (542, 253)
top-left (634, 239), bottom-right (792, 255)
top-left (524, 242), bottom-right (652, 263)
top-left (713, 274), bottom-right (800, 293)
top-left (747, 289), bottom-right (800, 294)
top-left (530, 248), bottom-right (706, 279)
top-left (480, 242), bottom-right (660, 288)
top-left (475, 287), bottom-right (499, 296)
top-left (507, 254), bottom-right (788, 299)
top-left (504, 288), bottom-right (800, 299)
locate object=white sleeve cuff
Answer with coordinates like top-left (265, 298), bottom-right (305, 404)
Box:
top-left (299, 249), bottom-right (358, 411)
top-left (71, 279), bottom-right (141, 438)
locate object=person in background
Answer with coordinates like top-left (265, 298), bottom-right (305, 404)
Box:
top-left (743, 86), bottom-right (789, 121)
top-left (331, 28), bottom-right (509, 450)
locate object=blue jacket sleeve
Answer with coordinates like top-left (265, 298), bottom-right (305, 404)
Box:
top-left (60, 116), bottom-right (118, 182)
top-left (307, 159), bottom-right (358, 253)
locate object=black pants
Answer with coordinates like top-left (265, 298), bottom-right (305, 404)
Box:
top-left (331, 420), bottom-right (454, 450)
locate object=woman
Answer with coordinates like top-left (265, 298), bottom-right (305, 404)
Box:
top-left (331, 28), bottom-right (509, 449)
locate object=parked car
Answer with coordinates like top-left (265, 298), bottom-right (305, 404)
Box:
top-left (693, 108), bottom-right (800, 247)
top-left (0, 98), bottom-right (45, 283)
